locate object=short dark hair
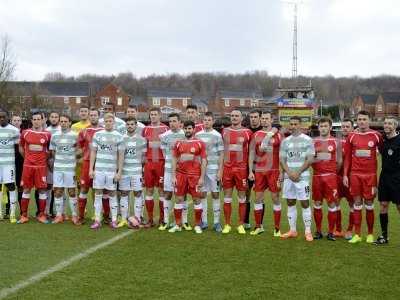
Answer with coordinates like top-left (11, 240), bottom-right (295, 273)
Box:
top-left (31, 111), bottom-right (43, 119)
top-left (357, 110), bottom-right (370, 118)
top-left (318, 117), bottom-right (332, 126)
top-left (186, 104), bottom-right (198, 111)
top-left (89, 107), bottom-right (100, 115)
top-left (127, 104), bottom-right (138, 110)
top-left (49, 111), bottom-right (60, 117)
top-left (79, 104), bottom-right (89, 110)
top-left (168, 113), bottom-right (180, 120)
top-left (183, 120), bottom-right (195, 128)
top-left (204, 111), bottom-right (214, 118)
top-left (261, 110), bottom-right (272, 117)
top-left (342, 118), bottom-right (353, 127)
top-left (289, 116), bottom-right (301, 122)
top-left (149, 107), bottom-right (161, 113)
top-left (125, 116), bottom-right (137, 123)
top-left (249, 109), bottom-right (261, 116)
top-left (60, 114), bottom-right (72, 122)
top-left (103, 102), bottom-right (115, 110)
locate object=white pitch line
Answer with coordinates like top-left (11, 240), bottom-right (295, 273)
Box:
top-left (0, 230), bottom-right (133, 299)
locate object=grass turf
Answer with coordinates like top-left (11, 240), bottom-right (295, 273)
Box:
top-left (0, 195), bottom-right (400, 300)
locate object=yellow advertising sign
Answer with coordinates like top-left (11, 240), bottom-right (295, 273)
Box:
top-left (278, 108), bottom-right (314, 127)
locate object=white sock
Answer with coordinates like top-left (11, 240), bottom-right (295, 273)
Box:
top-left (94, 194), bottom-right (103, 222)
top-left (182, 201), bottom-right (188, 224)
top-left (212, 198), bottom-right (220, 224)
top-left (120, 196), bottom-right (129, 220)
top-left (69, 196), bottom-right (77, 217)
top-left (163, 199), bottom-right (170, 224)
top-left (63, 194), bottom-right (68, 215)
top-left (45, 189), bottom-right (52, 215)
top-left (201, 198), bottom-right (208, 224)
top-left (9, 190), bottom-right (17, 217)
top-left (302, 206), bottom-right (312, 234)
top-left (288, 205), bottom-right (297, 232)
top-left (54, 196), bottom-right (64, 216)
top-left (110, 195), bottom-right (118, 222)
top-left (134, 195), bottom-right (143, 219)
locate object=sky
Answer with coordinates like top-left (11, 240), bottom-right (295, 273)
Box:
top-left (1, 0), bottom-right (399, 80)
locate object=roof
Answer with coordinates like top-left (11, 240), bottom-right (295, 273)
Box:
top-left (360, 94), bottom-right (379, 105)
top-left (191, 95), bottom-right (209, 106)
top-left (129, 96), bottom-right (147, 106)
top-left (147, 88), bottom-right (192, 98)
top-left (6, 81), bottom-right (90, 96)
top-left (382, 92), bottom-right (400, 103)
top-left (218, 89), bottom-right (263, 99)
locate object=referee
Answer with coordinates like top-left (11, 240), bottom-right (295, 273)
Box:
top-left (375, 116), bottom-right (400, 245)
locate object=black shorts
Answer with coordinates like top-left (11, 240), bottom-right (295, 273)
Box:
top-left (378, 174), bottom-right (400, 204)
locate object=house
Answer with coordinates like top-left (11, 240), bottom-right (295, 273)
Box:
top-left (191, 95), bottom-right (210, 116)
top-left (146, 87), bottom-right (192, 119)
top-left (93, 83), bottom-right (131, 118)
top-left (350, 92), bottom-right (400, 120)
top-left (4, 81), bottom-right (90, 119)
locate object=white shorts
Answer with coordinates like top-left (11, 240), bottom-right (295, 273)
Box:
top-left (93, 171), bottom-right (117, 191)
top-left (53, 171), bottom-right (76, 188)
top-left (47, 169), bottom-right (53, 184)
top-left (119, 175), bottom-right (143, 192)
top-left (201, 172), bottom-right (220, 193)
top-left (282, 178), bottom-right (310, 201)
top-left (164, 171), bottom-right (173, 192)
top-left (0, 165), bottom-right (16, 184)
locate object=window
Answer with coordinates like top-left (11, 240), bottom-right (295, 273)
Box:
top-left (182, 98), bottom-right (187, 107)
top-left (101, 97), bottom-right (110, 105)
top-left (377, 104), bottom-right (383, 112)
top-left (167, 98), bottom-right (172, 106)
top-left (240, 99), bottom-right (245, 106)
top-left (76, 97), bottom-right (81, 104)
top-left (224, 99), bottom-right (230, 107)
top-left (117, 97), bottom-right (123, 106)
top-left (153, 97), bottom-right (160, 106)
top-left (251, 99), bottom-right (258, 107)
top-left (64, 97), bottom-right (69, 104)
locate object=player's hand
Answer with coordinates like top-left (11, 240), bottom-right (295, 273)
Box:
top-left (217, 169), bottom-right (222, 181)
top-left (271, 127), bottom-right (278, 135)
top-left (172, 175), bottom-right (177, 187)
top-left (89, 169), bottom-right (94, 179)
top-left (248, 172), bottom-right (255, 181)
top-left (197, 177), bottom-right (204, 188)
top-left (343, 176), bottom-right (349, 188)
top-left (277, 174), bottom-right (283, 188)
top-left (114, 173), bottom-right (121, 182)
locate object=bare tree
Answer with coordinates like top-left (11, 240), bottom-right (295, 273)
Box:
top-left (0, 35), bottom-right (16, 102)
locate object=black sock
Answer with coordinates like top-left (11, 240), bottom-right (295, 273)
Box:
top-left (380, 213), bottom-right (388, 238)
top-left (260, 204), bottom-right (265, 224)
top-left (244, 202), bottom-right (251, 224)
top-left (5, 191), bottom-right (10, 215)
top-left (35, 190), bottom-right (40, 216)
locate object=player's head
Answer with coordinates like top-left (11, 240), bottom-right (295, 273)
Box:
top-left (168, 113), bottom-right (181, 131)
top-left (230, 110), bottom-right (242, 126)
top-left (49, 111), bottom-right (60, 126)
top-left (59, 114), bottom-right (72, 131)
top-left (249, 109), bottom-right (261, 128)
top-left (0, 110), bottom-right (8, 127)
top-left (317, 117), bottom-right (332, 137)
top-left (185, 105), bottom-right (198, 121)
top-left (203, 112), bottom-right (214, 130)
top-left (78, 105), bottom-right (89, 121)
top-left (31, 111), bottom-right (43, 129)
top-left (260, 111), bottom-right (272, 129)
top-left (126, 116), bottom-right (137, 134)
top-left (341, 118), bottom-right (353, 136)
top-left (103, 112), bottom-right (115, 131)
top-left (149, 107), bottom-right (161, 124)
top-left (11, 114), bottom-right (22, 129)
top-left (126, 104), bottom-right (138, 118)
top-left (383, 116), bottom-right (398, 135)
top-left (89, 107), bottom-right (100, 126)
top-left (183, 120), bottom-right (195, 138)
top-left (103, 102), bottom-right (115, 114)
top-left (289, 116), bottom-right (301, 134)
top-left (356, 110), bottom-right (370, 131)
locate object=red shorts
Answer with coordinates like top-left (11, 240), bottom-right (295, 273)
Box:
top-left (349, 173), bottom-right (377, 200)
top-left (222, 166), bottom-right (248, 191)
top-left (21, 165), bottom-right (47, 189)
top-left (312, 174), bottom-right (339, 203)
top-left (175, 172), bottom-right (201, 198)
top-left (80, 160), bottom-right (93, 189)
top-left (254, 170), bottom-right (280, 193)
top-left (337, 175), bottom-right (353, 202)
top-left (144, 161), bottom-right (164, 188)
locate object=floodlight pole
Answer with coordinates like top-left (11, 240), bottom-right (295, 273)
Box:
top-left (292, 3), bottom-right (298, 81)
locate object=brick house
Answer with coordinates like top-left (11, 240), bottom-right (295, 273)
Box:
top-left (4, 81), bottom-right (90, 119)
top-left (92, 83), bottom-right (131, 118)
top-left (147, 88), bottom-right (192, 119)
top-left (350, 92), bottom-right (400, 120)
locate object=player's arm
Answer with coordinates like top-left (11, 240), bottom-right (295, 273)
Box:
top-left (294, 140), bottom-right (315, 180)
top-left (248, 137), bottom-right (256, 181)
top-left (336, 139), bottom-right (343, 171)
top-left (198, 142), bottom-right (207, 187)
top-left (19, 132), bottom-right (25, 158)
top-left (216, 135), bottom-right (224, 181)
top-left (89, 148), bottom-right (96, 179)
top-left (343, 135), bottom-right (352, 187)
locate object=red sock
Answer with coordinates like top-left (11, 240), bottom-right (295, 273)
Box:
top-left (39, 199), bottom-right (46, 214)
top-left (254, 208), bottom-right (262, 227)
top-left (78, 198), bottom-right (87, 219)
top-left (159, 200), bottom-right (164, 223)
top-left (174, 208), bottom-right (182, 226)
top-left (145, 198), bottom-right (154, 222)
top-left (366, 208), bottom-right (374, 234)
top-left (223, 202), bottom-right (232, 225)
top-left (195, 209), bottom-right (202, 226)
top-left (328, 210), bottom-right (337, 234)
top-left (21, 197), bottom-right (29, 217)
top-left (336, 209), bottom-right (342, 232)
top-left (347, 210), bottom-right (354, 232)
top-left (353, 209), bottom-right (362, 235)
top-left (102, 198), bottom-right (110, 218)
top-left (239, 202), bottom-right (246, 224)
top-left (313, 207), bottom-right (323, 232)
top-left (273, 209), bottom-right (281, 230)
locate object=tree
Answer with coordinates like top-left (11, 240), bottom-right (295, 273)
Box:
top-left (0, 35), bottom-right (16, 105)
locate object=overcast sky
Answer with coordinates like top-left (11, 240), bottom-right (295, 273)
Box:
top-left (1, 0), bottom-right (399, 80)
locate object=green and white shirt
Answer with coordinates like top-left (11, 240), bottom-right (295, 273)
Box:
top-left (0, 124), bottom-right (20, 167)
top-left (99, 116), bottom-right (127, 135)
top-left (92, 130), bottom-right (124, 173)
top-left (195, 129), bottom-right (224, 175)
top-left (46, 125), bottom-right (61, 136)
top-left (49, 130), bottom-right (78, 173)
top-left (160, 129), bottom-right (185, 173)
top-left (122, 132), bottom-right (147, 176)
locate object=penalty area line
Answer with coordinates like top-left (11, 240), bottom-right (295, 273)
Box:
top-left (0, 230), bottom-right (133, 299)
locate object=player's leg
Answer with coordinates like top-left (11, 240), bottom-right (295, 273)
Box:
top-left (169, 172), bottom-right (186, 233)
top-left (108, 189), bottom-right (119, 229)
top-left (348, 174), bottom-right (363, 243)
top-left (222, 166), bottom-right (234, 234)
top-left (160, 170), bottom-right (173, 230)
top-left (312, 176), bottom-right (323, 239)
top-left (117, 177), bottom-right (130, 228)
top-left (300, 198), bottom-right (313, 242)
top-left (52, 187), bottom-right (65, 223)
top-left (35, 166), bottom-right (50, 223)
top-left (281, 178), bottom-right (298, 239)
top-left (236, 169), bottom-right (249, 234)
top-left (133, 190), bottom-right (144, 227)
top-left (4, 182), bottom-right (17, 223)
top-left (250, 172), bottom-right (266, 236)
top-left (91, 189), bottom-right (103, 230)
top-left (363, 176), bottom-right (377, 244)
top-left (374, 200), bottom-right (389, 245)
top-left (244, 179), bottom-right (253, 230)
top-left (266, 170), bottom-right (281, 237)
top-left (67, 185), bottom-right (79, 225)
top-left (143, 162), bottom-right (155, 227)
top-left (193, 196), bottom-right (203, 234)
top-left (156, 162), bottom-right (166, 226)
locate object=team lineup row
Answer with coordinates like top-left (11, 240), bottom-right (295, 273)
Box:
top-left (0, 103), bottom-right (399, 245)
